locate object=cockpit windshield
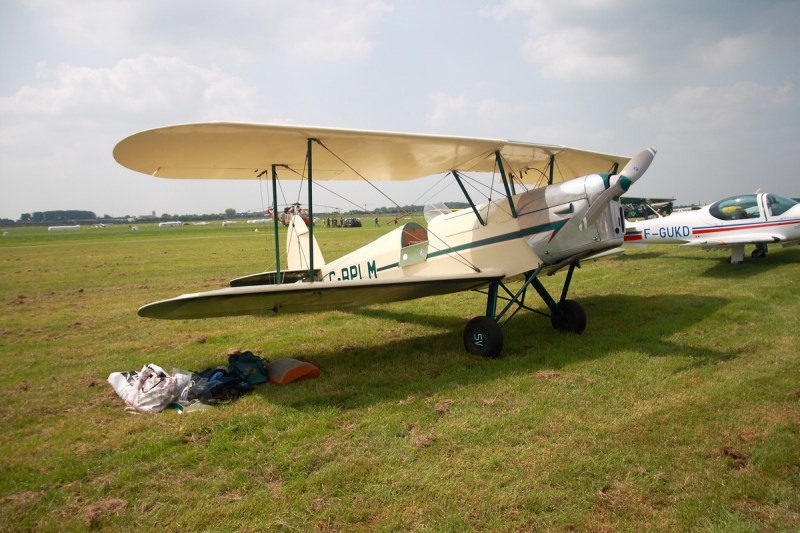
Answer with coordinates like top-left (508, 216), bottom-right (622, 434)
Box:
top-left (708, 195), bottom-right (761, 221)
top-left (765, 195), bottom-right (798, 217)
top-left (424, 203), bottom-right (452, 223)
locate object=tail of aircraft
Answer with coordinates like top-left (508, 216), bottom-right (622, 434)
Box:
top-left (286, 214), bottom-right (325, 271)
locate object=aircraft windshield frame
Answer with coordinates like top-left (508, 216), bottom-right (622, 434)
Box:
top-left (708, 194), bottom-right (762, 221)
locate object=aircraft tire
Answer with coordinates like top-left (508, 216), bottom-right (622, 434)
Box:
top-left (463, 316), bottom-right (503, 358)
top-left (551, 300), bottom-right (587, 334)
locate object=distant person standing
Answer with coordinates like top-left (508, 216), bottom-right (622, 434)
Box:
top-left (374, 216), bottom-right (379, 227)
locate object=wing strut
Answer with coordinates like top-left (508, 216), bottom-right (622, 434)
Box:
top-left (451, 150), bottom-right (520, 226)
top-left (452, 171), bottom-right (486, 226)
top-left (271, 164), bottom-right (281, 282)
top-left (495, 151), bottom-right (518, 219)
top-left (307, 139), bottom-right (315, 280)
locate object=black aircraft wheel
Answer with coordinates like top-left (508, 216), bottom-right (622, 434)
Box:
top-left (751, 246), bottom-right (767, 259)
top-left (463, 316), bottom-right (504, 358)
top-left (551, 299), bottom-right (587, 334)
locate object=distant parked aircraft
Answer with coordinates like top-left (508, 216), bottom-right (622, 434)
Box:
top-left (48, 225), bottom-right (80, 231)
top-left (620, 196), bottom-right (674, 219)
top-left (624, 193), bottom-right (800, 263)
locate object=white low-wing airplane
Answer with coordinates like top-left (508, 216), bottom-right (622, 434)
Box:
top-left (624, 193), bottom-right (800, 263)
top-left (114, 123), bottom-right (656, 357)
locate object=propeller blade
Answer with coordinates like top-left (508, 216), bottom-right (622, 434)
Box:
top-left (615, 146), bottom-right (657, 190)
top-left (578, 147), bottom-right (657, 230)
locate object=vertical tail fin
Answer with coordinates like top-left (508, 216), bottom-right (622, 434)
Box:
top-left (286, 215), bottom-right (325, 271)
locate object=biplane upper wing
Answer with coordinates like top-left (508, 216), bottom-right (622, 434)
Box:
top-left (138, 269), bottom-right (505, 320)
top-left (113, 122), bottom-right (629, 184)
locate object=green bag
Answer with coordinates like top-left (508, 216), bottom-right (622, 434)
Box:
top-left (228, 351), bottom-right (268, 385)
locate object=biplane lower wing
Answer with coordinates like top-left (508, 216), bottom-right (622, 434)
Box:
top-left (139, 269), bottom-right (505, 320)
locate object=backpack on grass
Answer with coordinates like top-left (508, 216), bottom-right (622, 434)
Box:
top-left (228, 351), bottom-right (268, 384)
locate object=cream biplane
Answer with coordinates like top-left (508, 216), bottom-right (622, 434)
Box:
top-left (114, 123), bottom-right (656, 357)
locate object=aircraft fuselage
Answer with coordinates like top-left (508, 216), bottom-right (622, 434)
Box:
top-left (318, 173), bottom-right (627, 283)
top-left (624, 193), bottom-right (800, 262)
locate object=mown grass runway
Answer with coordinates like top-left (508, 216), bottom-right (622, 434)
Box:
top-left (1, 221), bottom-right (798, 530)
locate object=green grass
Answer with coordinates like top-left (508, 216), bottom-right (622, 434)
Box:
top-left (1, 220), bottom-right (798, 531)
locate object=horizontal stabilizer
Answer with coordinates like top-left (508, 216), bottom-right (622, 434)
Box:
top-left (230, 269), bottom-right (320, 287)
top-left (139, 269), bottom-right (505, 320)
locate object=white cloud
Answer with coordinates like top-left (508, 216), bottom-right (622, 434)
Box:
top-left (521, 25), bottom-right (636, 81)
top-left (27, 0), bottom-right (143, 48)
top-left (273, 0), bottom-right (393, 62)
top-left (486, 0), bottom-right (638, 81)
top-left (0, 55), bottom-right (260, 121)
top-left (25, 0), bottom-right (393, 65)
top-left (425, 92), bottom-right (524, 135)
top-left (692, 34), bottom-right (768, 70)
top-left (484, 0), bottom-right (797, 83)
top-left (630, 82), bottom-right (795, 134)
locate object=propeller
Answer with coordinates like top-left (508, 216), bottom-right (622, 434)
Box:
top-left (578, 147), bottom-right (657, 230)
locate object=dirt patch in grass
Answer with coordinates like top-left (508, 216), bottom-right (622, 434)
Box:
top-left (85, 498), bottom-right (127, 528)
top-left (720, 446), bottom-right (748, 469)
top-left (1, 491), bottom-right (42, 514)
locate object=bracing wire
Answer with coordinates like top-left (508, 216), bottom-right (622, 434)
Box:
top-left (314, 139), bottom-right (404, 211)
top-left (279, 165), bottom-right (370, 213)
top-left (410, 172), bottom-right (453, 207)
top-left (313, 139), bottom-right (480, 272)
top-left (256, 171), bottom-right (275, 259)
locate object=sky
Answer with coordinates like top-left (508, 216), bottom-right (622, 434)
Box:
top-left (1, 0), bottom-right (799, 220)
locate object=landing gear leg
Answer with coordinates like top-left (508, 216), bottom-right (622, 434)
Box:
top-left (730, 245), bottom-right (745, 264)
top-left (751, 244), bottom-right (768, 259)
top-left (464, 262), bottom-right (587, 357)
top-left (533, 262), bottom-right (587, 334)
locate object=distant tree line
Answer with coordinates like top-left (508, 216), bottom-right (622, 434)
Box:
top-left (2, 202), bottom-right (472, 227)
top-left (344, 203), bottom-right (470, 215)
top-left (19, 210), bottom-right (98, 223)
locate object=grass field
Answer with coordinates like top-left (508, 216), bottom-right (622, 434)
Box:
top-left (1, 220), bottom-right (798, 531)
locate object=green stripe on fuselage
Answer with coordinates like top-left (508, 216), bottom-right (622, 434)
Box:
top-left (376, 219), bottom-right (567, 272)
